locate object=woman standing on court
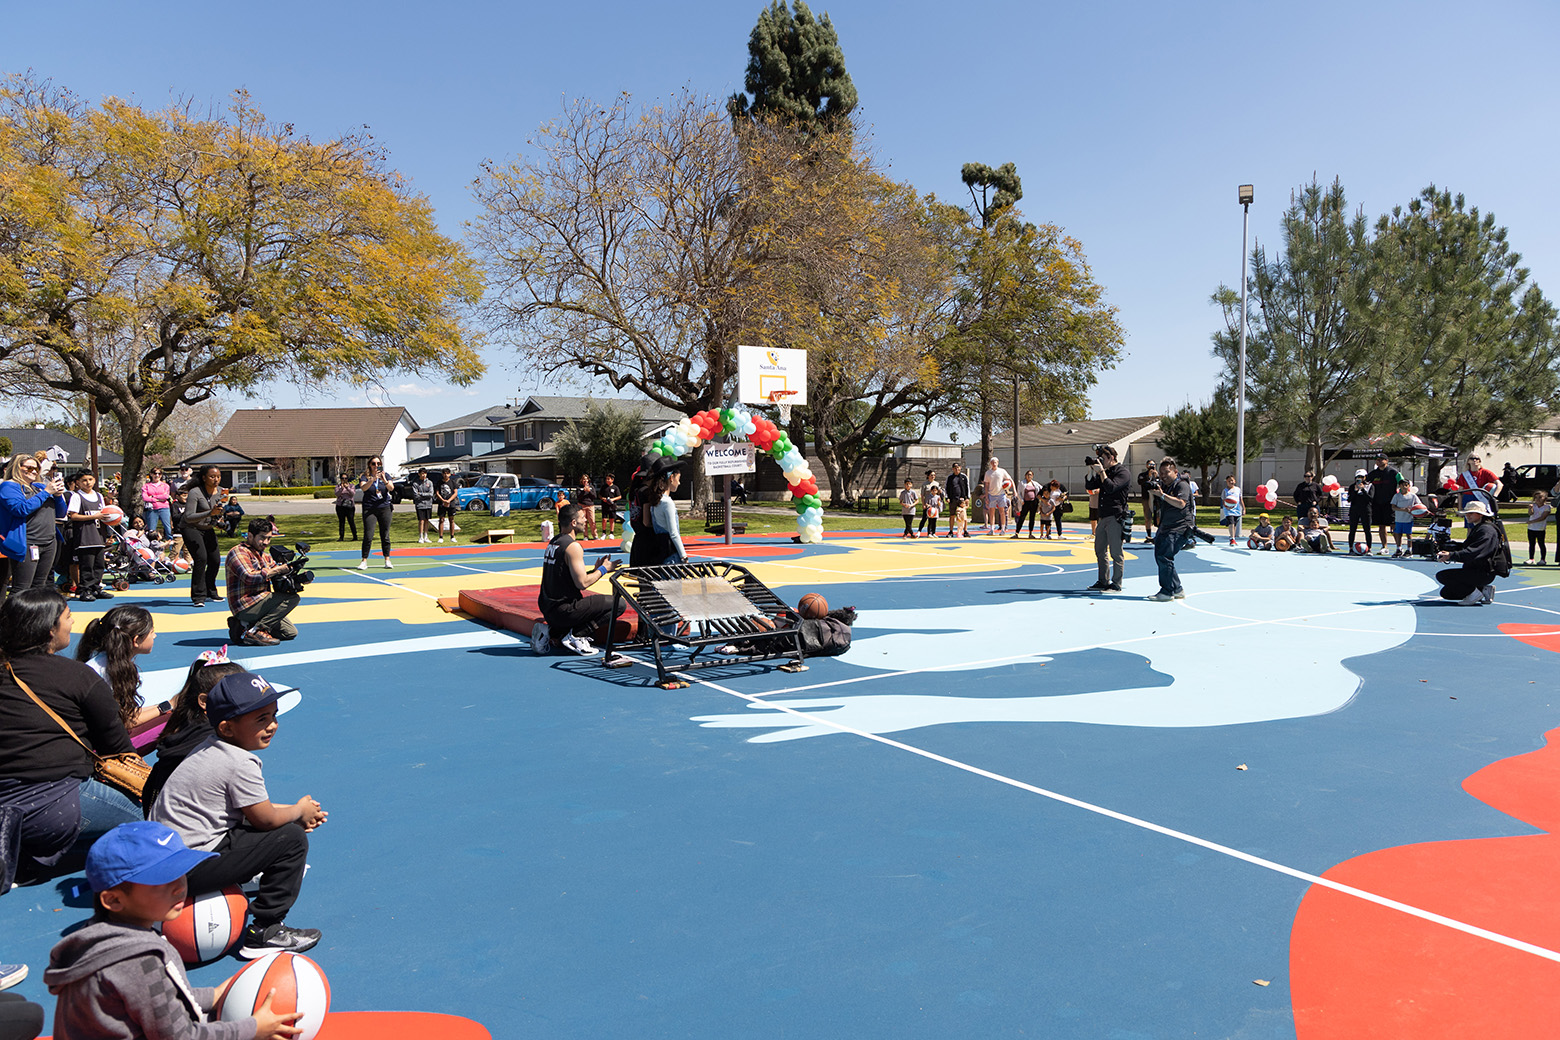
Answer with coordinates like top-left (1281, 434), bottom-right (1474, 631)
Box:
top-left (1011, 470), bottom-right (1043, 539)
top-left (628, 458), bottom-right (688, 566)
top-left (2, 454), bottom-right (67, 597)
top-left (334, 471), bottom-right (358, 542)
top-left (358, 456), bottom-right (394, 569)
top-left (182, 465), bottom-right (226, 607)
top-left (139, 467), bottom-right (172, 538)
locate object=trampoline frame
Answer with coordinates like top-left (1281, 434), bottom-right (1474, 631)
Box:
top-left (604, 561), bottom-right (808, 687)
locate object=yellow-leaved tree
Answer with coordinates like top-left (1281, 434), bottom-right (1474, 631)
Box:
top-left (0, 77), bottom-right (484, 506)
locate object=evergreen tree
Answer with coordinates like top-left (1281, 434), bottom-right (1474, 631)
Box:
top-left (1366, 186), bottom-right (1559, 464)
top-left (552, 404), bottom-right (654, 488)
top-left (1211, 177), bottom-right (1382, 474)
top-left (729, 1), bottom-right (857, 132)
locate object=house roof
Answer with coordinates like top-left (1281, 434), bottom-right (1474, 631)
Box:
top-left (511, 396), bottom-right (686, 424)
top-left (0, 428), bottom-right (124, 464)
top-left (211, 407), bottom-right (416, 459)
top-left (417, 405), bottom-right (519, 435)
top-left (178, 444), bottom-right (268, 466)
top-left (994, 415), bottom-right (1164, 450)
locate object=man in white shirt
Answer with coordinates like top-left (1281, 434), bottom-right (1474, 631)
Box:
top-left (982, 457), bottom-right (1012, 536)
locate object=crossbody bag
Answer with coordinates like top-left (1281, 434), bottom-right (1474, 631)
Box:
top-left (5, 663), bottom-right (149, 804)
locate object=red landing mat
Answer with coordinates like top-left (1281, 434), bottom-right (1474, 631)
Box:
top-left (46, 1011), bottom-right (490, 1040)
top-left (457, 583), bottom-right (638, 642)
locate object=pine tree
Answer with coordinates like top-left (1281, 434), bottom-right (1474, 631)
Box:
top-left (728, 1), bottom-right (857, 132)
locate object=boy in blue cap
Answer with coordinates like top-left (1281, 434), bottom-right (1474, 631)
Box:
top-left (150, 673), bottom-right (324, 959)
top-left (44, 820), bottom-right (302, 1039)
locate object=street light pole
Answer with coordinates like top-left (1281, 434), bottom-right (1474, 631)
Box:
top-left (1236, 184), bottom-right (1253, 535)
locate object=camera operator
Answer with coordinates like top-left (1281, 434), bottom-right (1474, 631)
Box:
top-left (1085, 446), bottom-right (1132, 592)
top-left (225, 518), bottom-right (300, 647)
top-left (1145, 458), bottom-right (1195, 602)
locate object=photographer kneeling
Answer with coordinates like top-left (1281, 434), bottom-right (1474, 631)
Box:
top-left (226, 518), bottom-right (304, 647)
top-left (1085, 445), bottom-right (1132, 592)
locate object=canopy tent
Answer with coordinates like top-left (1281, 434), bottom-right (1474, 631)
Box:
top-left (1328, 433), bottom-right (1459, 460)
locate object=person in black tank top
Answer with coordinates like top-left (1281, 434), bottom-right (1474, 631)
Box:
top-left (537, 504), bottom-right (625, 656)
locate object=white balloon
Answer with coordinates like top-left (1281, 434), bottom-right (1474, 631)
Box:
top-left (1265, 479), bottom-right (1279, 492)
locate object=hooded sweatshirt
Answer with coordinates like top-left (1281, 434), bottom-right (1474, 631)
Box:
top-left (44, 918), bottom-right (253, 1040)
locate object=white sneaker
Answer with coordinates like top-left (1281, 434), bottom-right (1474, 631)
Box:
top-left (383, 557), bottom-right (394, 569)
top-left (531, 621), bottom-right (551, 655)
top-left (1145, 592), bottom-right (1175, 602)
top-left (437, 537), bottom-right (444, 544)
top-left (1458, 590), bottom-right (1484, 606)
top-left (560, 632), bottom-right (600, 656)
top-left (355, 559), bottom-right (368, 570)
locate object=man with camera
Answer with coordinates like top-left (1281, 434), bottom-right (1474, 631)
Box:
top-left (1085, 445), bottom-right (1132, 592)
top-left (1145, 458), bottom-right (1195, 602)
top-left (225, 518), bottom-right (302, 647)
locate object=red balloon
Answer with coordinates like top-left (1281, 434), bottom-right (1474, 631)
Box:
top-left (795, 477), bottom-right (818, 496)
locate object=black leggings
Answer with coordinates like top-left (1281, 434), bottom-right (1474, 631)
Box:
top-left (1529, 530), bottom-right (1547, 560)
top-left (337, 504), bottom-right (358, 540)
top-left (1014, 499), bottom-right (1039, 533)
top-left (184, 525), bottom-right (220, 601)
top-left (362, 503), bottom-right (392, 558)
top-left (902, 514), bottom-right (916, 535)
top-left (1348, 517), bottom-right (1372, 547)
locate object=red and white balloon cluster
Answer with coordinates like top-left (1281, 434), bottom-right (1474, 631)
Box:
top-left (652, 405), bottom-right (825, 543)
top-left (1255, 479), bottom-right (1280, 511)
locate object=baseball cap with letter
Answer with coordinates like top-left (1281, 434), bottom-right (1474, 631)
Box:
top-left (205, 672), bottom-right (302, 724)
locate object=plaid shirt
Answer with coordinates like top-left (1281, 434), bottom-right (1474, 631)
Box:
top-left (225, 540), bottom-right (276, 612)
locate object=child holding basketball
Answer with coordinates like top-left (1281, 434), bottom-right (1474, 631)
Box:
top-left (1389, 479), bottom-right (1424, 558)
top-left (43, 821), bottom-right (303, 1040)
top-left (1249, 513), bottom-right (1275, 550)
top-left (151, 673), bottom-right (325, 958)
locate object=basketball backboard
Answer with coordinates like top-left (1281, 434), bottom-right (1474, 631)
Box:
top-left (737, 345), bottom-right (807, 406)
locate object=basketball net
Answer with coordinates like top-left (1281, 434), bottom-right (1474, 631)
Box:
top-left (767, 389), bottom-right (798, 425)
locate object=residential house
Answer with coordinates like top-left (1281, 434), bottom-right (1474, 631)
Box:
top-left (0, 427), bottom-right (124, 480)
top-left (403, 405), bottom-right (517, 473)
top-left (192, 407), bottom-right (420, 485)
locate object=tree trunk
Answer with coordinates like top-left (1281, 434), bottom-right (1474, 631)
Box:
top-left (813, 428), bottom-right (851, 508)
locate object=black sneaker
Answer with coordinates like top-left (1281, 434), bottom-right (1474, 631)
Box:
top-left (93, 590), bottom-right (114, 600)
top-left (238, 922), bottom-right (322, 958)
top-left (1106, 582), bottom-right (1122, 591)
top-left (1085, 581), bottom-right (1110, 591)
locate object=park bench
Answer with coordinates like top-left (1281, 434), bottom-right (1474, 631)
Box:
top-left (704, 501), bottom-right (747, 535)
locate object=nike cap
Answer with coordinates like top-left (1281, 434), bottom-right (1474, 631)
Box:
top-left (205, 672), bottom-right (301, 724)
top-left (86, 821), bottom-right (215, 892)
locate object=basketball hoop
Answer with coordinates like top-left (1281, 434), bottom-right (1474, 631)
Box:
top-left (767, 389), bottom-right (798, 425)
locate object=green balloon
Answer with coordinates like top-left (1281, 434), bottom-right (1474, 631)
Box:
top-left (794, 499), bottom-right (809, 514)
top-left (802, 494), bottom-right (821, 510)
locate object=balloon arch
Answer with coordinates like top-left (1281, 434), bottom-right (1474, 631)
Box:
top-left (650, 404), bottom-right (824, 543)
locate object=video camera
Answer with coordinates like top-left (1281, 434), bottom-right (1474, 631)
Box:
top-left (1084, 443), bottom-right (1111, 467)
top-left (268, 541), bottom-right (315, 595)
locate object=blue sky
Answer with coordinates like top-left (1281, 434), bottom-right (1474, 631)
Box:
top-left (5, 0), bottom-right (1557, 435)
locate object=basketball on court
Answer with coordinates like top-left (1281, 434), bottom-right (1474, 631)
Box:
top-left (798, 593), bottom-right (828, 619)
top-left (162, 886), bottom-right (247, 963)
top-left (216, 952), bottom-right (331, 1040)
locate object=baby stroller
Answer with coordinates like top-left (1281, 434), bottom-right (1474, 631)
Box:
top-left (103, 517), bottom-right (183, 586)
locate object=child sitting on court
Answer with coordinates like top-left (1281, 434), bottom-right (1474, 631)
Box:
top-left (43, 821), bottom-right (301, 1040)
top-left (141, 649), bottom-right (250, 812)
top-left (1248, 513), bottom-right (1275, 550)
top-left (150, 672), bottom-right (325, 958)
top-left (1301, 507), bottom-right (1334, 553)
top-left (1275, 516), bottom-right (1299, 552)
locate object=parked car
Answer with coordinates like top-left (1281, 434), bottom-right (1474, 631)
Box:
top-left (390, 469), bottom-right (481, 504)
top-left (456, 474), bottom-right (570, 512)
top-left (1500, 464), bottom-right (1559, 499)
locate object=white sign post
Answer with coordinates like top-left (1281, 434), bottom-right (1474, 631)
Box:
top-left (703, 442), bottom-right (756, 545)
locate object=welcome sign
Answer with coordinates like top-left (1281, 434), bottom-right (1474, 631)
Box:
top-left (704, 441), bottom-right (757, 475)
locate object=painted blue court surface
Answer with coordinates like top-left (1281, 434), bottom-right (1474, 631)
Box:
top-left (5, 532), bottom-right (1557, 1038)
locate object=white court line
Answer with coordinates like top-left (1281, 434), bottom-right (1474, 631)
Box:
top-left (336, 566), bottom-right (440, 600)
top-left (660, 663), bottom-right (1560, 966)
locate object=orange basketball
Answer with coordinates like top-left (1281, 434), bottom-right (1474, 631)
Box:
top-left (798, 592), bottom-right (828, 619)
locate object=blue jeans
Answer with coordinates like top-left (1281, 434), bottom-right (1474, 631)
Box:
top-left (143, 506), bottom-right (172, 536)
top-left (75, 778), bottom-right (142, 849)
top-left (1154, 528), bottom-right (1185, 596)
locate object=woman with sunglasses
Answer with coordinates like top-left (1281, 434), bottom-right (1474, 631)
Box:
top-left (1, 454), bottom-right (68, 598)
top-left (140, 467), bottom-right (172, 538)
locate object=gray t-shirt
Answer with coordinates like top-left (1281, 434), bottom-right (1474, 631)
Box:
top-left (150, 736), bottom-right (269, 851)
